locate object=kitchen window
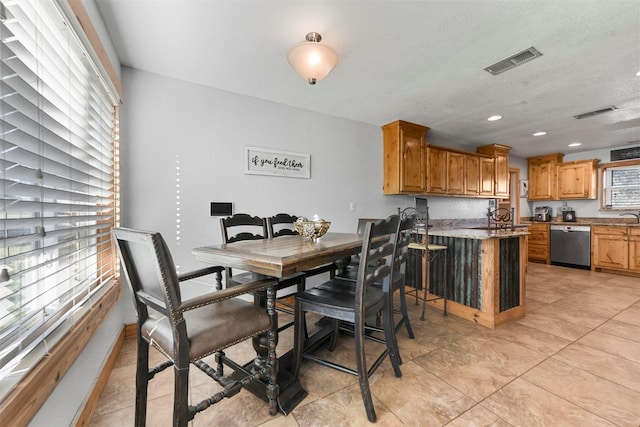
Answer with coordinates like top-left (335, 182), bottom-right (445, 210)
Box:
top-left (601, 159), bottom-right (640, 209)
top-left (0, 0), bottom-right (120, 407)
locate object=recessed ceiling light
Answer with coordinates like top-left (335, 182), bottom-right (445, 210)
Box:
top-left (487, 115), bottom-right (503, 121)
top-left (568, 142), bottom-right (582, 147)
top-left (636, 70), bottom-right (640, 76)
top-left (533, 131), bottom-right (547, 136)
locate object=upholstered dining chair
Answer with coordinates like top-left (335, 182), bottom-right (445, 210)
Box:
top-left (292, 215), bottom-right (402, 423)
top-left (112, 228), bottom-right (278, 426)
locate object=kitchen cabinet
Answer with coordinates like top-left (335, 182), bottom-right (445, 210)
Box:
top-left (464, 154), bottom-right (494, 196)
top-left (528, 153), bottom-right (563, 200)
top-left (558, 159), bottom-right (599, 199)
top-left (425, 146), bottom-right (464, 195)
top-left (464, 154), bottom-right (480, 195)
top-left (477, 144), bottom-right (511, 198)
top-left (382, 120), bottom-right (509, 198)
top-left (592, 225), bottom-right (640, 273)
top-left (479, 156), bottom-right (495, 196)
top-left (382, 120), bottom-right (429, 194)
top-left (527, 222), bottom-right (550, 264)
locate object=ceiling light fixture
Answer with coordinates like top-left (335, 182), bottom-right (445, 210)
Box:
top-left (568, 142), bottom-right (582, 147)
top-left (487, 115), bottom-right (503, 121)
top-left (533, 131), bottom-right (547, 136)
top-left (288, 32), bottom-right (338, 85)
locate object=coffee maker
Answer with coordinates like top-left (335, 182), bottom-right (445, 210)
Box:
top-left (535, 206), bottom-right (552, 222)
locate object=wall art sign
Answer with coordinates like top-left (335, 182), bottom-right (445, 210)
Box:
top-left (244, 146), bottom-right (311, 178)
top-left (610, 146), bottom-right (640, 161)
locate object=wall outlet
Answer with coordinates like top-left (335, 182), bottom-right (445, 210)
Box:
top-left (349, 202), bottom-right (356, 211)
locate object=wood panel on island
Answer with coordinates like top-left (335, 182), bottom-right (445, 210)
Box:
top-left (382, 120), bottom-right (510, 198)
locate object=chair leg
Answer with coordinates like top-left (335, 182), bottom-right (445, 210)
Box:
top-left (354, 321), bottom-right (377, 423)
top-left (135, 335), bottom-right (149, 427)
top-left (173, 363), bottom-right (190, 427)
top-left (397, 285), bottom-right (414, 339)
top-left (327, 319), bottom-right (340, 351)
top-left (383, 299), bottom-right (403, 375)
top-left (266, 285), bottom-right (279, 416)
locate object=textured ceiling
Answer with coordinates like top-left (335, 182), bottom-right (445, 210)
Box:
top-left (95, 0), bottom-right (640, 158)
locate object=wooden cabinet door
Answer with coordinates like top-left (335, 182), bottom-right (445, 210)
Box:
top-left (528, 162), bottom-right (554, 200)
top-left (593, 227), bottom-right (629, 269)
top-left (426, 146), bottom-right (447, 194)
top-left (494, 153), bottom-right (509, 198)
top-left (479, 157), bottom-right (494, 196)
top-left (558, 160), bottom-right (598, 199)
top-left (464, 154), bottom-right (480, 196)
top-left (629, 228), bottom-right (640, 271)
top-left (398, 128), bottom-right (425, 192)
top-left (447, 152), bottom-right (464, 194)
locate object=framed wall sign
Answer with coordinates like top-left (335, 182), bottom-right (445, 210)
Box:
top-left (244, 146), bottom-right (311, 178)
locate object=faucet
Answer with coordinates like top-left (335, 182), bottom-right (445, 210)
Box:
top-left (619, 212), bottom-right (640, 224)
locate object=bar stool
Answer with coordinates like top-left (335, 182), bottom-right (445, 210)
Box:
top-left (408, 236), bottom-right (448, 320)
top-left (405, 199), bottom-right (448, 320)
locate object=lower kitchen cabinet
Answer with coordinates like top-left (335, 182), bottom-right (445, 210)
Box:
top-left (592, 225), bottom-right (640, 273)
top-left (527, 223), bottom-right (550, 264)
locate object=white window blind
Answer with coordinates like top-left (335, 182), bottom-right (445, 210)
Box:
top-left (0, 0), bottom-right (118, 398)
top-left (603, 163), bottom-right (640, 209)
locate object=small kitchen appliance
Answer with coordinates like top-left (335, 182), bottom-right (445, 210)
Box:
top-left (535, 206), bottom-right (552, 222)
top-left (562, 210), bottom-right (576, 222)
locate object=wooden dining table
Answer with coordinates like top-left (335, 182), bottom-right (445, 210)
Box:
top-left (191, 232), bottom-right (364, 414)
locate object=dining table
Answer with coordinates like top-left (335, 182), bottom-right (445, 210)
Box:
top-left (192, 232), bottom-right (364, 414)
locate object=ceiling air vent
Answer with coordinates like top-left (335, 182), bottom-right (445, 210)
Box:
top-left (484, 47), bottom-right (543, 75)
top-left (574, 106), bottom-right (618, 119)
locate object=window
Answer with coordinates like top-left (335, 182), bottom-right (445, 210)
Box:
top-left (601, 159), bottom-right (640, 209)
top-left (0, 0), bottom-right (119, 401)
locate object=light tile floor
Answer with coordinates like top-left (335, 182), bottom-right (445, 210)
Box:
top-left (90, 263), bottom-right (640, 426)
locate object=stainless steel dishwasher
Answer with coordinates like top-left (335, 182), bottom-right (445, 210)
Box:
top-left (549, 225), bottom-right (591, 269)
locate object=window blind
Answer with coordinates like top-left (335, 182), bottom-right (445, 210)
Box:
top-left (0, 0), bottom-right (118, 398)
top-left (603, 163), bottom-right (640, 209)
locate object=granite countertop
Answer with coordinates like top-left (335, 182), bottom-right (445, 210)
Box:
top-left (521, 218), bottom-right (640, 227)
top-left (416, 226), bottom-right (530, 240)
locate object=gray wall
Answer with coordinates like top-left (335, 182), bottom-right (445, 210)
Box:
top-left (118, 66), bottom-right (496, 276)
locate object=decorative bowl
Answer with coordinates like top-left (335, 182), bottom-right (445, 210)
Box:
top-left (294, 217), bottom-right (331, 241)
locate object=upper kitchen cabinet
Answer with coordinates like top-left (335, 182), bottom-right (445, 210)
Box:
top-left (558, 159), bottom-right (599, 199)
top-left (477, 144), bottom-right (511, 198)
top-left (527, 153), bottom-right (564, 200)
top-left (425, 146), bottom-right (464, 195)
top-left (382, 120), bottom-right (509, 198)
top-left (382, 120), bottom-right (430, 194)
top-left (528, 154), bottom-right (599, 200)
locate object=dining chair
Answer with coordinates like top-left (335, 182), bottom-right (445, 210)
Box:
top-left (112, 228), bottom-right (279, 426)
top-left (292, 215), bottom-right (402, 423)
top-left (266, 212), bottom-right (299, 238)
top-left (220, 213), bottom-right (269, 287)
top-left (334, 214), bottom-right (416, 340)
top-left (265, 212), bottom-right (337, 336)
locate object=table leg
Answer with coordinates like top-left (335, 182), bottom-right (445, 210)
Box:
top-left (232, 275), bottom-right (308, 415)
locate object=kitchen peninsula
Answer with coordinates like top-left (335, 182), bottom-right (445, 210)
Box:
top-left (412, 227), bottom-right (529, 329)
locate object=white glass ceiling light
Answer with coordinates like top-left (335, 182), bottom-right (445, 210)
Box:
top-left (288, 32), bottom-right (338, 85)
